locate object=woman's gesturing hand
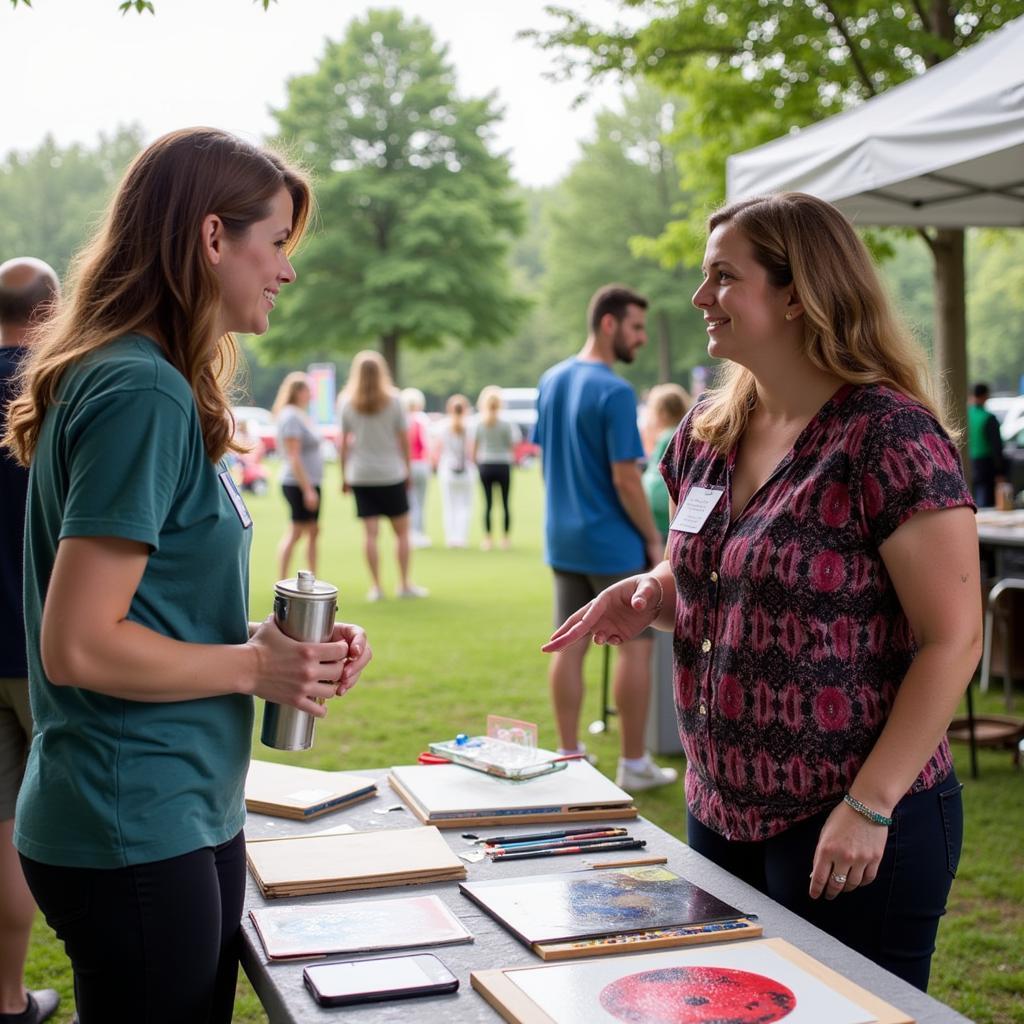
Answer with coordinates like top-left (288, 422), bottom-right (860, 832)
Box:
top-left (809, 799), bottom-right (889, 900)
top-left (541, 572), bottom-right (664, 653)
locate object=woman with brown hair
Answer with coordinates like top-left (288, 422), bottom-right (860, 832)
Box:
top-left (2, 128), bottom-right (372, 1024)
top-left (338, 350), bottom-right (426, 601)
top-left (272, 370), bottom-right (323, 581)
top-left (546, 192), bottom-right (980, 991)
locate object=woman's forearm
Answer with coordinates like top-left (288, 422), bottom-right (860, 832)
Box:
top-left (848, 637), bottom-right (981, 815)
top-left (43, 617), bottom-right (257, 701)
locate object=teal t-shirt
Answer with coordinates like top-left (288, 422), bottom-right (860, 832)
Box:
top-left (16, 334), bottom-right (254, 869)
top-left (642, 427), bottom-right (676, 538)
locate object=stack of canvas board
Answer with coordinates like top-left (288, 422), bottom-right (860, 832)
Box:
top-left (460, 866), bottom-right (760, 960)
top-left (428, 736), bottom-right (569, 780)
top-left (244, 759), bottom-right (376, 820)
top-left (249, 894), bottom-right (473, 960)
top-left (471, 937), bottom-right (914, 1024)
top-left (245, 826), bottom-right (466, 898)
top-left (388, 760), bottom-right (637, 828)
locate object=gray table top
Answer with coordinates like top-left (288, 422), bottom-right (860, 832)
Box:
top-left (241, 768), bottom-right (972, 1024)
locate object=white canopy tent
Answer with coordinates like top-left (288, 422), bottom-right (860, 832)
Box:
top-left (726, 15), bottom-right (1024, 430)
top-left (727, 16), bottom-right (1024, 227)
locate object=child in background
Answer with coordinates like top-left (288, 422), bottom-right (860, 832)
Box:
top-left (641, 383), bottom-right (692, 542)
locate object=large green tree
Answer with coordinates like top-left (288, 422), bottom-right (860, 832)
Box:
top-left (0, 126), bottom-right (143, 276)
top-left (262, 9), bottom-right (528, 382)
top-left (543, 83), bottom-right (705, 388)
top-left (531, 1), bottom-right (1024, 418)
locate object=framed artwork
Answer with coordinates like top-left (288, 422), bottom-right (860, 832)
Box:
top-left (471, 938), bottom-right (914, 1024)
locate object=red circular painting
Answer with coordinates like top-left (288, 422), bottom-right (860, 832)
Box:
top-left (599, 965), bottom-right (796, 1024)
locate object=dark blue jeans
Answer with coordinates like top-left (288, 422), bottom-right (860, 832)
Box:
top-left (687, 773), bottom-right (963, 991)
top-left (21, 831), bottom-right (245, 1024)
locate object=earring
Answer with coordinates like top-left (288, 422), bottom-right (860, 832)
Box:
top-left (784, 312), bottom-right (793, 321)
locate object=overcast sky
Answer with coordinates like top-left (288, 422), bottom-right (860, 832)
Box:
top-left (0, 0), bottom-right (633, 187)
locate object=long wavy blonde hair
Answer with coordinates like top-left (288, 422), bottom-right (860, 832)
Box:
top-left (692, 192), bottom-right (949, 453)
top-left (341, 350), bottom-right (395, 415)
top-left (3, 127), bottom-right (311, 466)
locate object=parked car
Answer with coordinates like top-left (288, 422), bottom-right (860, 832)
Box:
top-left (500, 387), bottom-right (539, 466)
top-left (1000, 399), bottom-right (1024, 498)
top-left (231, 405), bottom-right (276, 455)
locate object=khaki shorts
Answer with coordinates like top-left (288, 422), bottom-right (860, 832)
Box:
top-left (551, 568), bottom-right (655, 640)
top-left (0, 678), bottom-right (32, 820)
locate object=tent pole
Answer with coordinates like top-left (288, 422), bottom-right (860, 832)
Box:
top-left (930, 228), bottom-right (969, 475)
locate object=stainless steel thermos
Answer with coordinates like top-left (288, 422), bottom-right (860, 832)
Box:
top-left (260, 571), bottom-right (339, 751)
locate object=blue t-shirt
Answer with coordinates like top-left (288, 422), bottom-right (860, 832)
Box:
top-left (534, 358), bottom-right (645, 574)
top-left (0, 345), bottom-right (29, 677)
top-left (16, 334), bottom-right (254, 868)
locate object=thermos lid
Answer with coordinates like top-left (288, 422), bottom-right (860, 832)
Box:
top-left (275, 571), bottom-right (338, 600)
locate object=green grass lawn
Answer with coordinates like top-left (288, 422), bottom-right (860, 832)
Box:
top-left (24, 461), bottom-right (1024, 1023)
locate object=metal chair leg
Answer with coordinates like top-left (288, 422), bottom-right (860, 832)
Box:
top-left (588, 644), bottom-right (616, 735)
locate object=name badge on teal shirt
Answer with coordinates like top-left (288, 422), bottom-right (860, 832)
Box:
top-left (219, 470), bottom-right (253, 529)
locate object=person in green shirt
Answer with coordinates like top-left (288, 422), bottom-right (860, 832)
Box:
top-left (1, 129), bottom-right (372, 1024)
top-left (641, 383), bottom-right (693, 540)
top-left (966, 382), bottom-right (1007, 507)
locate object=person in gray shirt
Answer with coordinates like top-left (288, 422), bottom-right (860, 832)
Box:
top-left (273, 372), bottom-right (324, 581)
top-left (338, 351), bottom-right (427, 601)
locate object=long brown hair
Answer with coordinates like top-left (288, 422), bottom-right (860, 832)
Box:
top-left (3, 127), bottom-right (311, 466)
top-left (692, 193), bottom-right (949, 453)
top-left (272, 371), bottom-right (310, 416)
top-left (446, 393), bottom-right (469, 435)
top-left (341, 350), bottom-right (395, 415)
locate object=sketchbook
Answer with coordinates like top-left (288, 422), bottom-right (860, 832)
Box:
top-left (388, 760), bottom-right (636, 828)
top-left (245, 826), bottom-right (466, 898)
top-left (459, 866), bottom-right (746, 948)
top-left (472, 937), bottom-right (914, 1024)
top-left (249, 894), bottom-right (473, 960)
top-left (244, 759), bottom-right (376, 820)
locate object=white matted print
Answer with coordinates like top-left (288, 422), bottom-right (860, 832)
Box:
top-left (506, 942), bottom-right (877, 1024)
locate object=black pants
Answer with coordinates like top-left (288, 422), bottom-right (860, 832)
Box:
top-left (478, 463), bottom-right (511, 534)
top-left (21, 831), bottom-right (246, 1024)
top-left (687, 773), bottom-right (963, 992)
top-left (972, 456), bottom-right (996, 507)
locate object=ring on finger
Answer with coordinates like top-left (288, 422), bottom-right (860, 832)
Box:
top-left (831, 872), bottom-right (848, 885)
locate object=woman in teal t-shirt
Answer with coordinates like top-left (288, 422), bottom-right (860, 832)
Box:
top-left (641, 383), bottom-right (692, 540)
top-left (2, 130), bottom-right (372, 1024)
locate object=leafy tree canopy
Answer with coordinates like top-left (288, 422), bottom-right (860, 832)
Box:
top-left (262, 8), bottom-right (528, 380)
top-left (530, 0), bottom-right (1024, 262)
top-left (0, 125), bottom-right (143, 276)
top-left (9, 0), bottom-right (274, 12)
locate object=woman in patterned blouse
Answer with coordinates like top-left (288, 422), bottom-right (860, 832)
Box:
top-left (545, 192), bottom-right (980, 991)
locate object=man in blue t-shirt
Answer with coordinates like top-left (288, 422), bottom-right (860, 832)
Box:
top-left (0, 257), bottom-right (60, 1024)
top-left (535, 284), bottom-right (677, 793)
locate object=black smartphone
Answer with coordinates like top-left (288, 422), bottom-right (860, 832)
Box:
top-left (302, 952), bottom-right (459, 1007)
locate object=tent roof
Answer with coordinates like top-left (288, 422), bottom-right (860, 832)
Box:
top-left (726, 16), bottom-right (1024, 227)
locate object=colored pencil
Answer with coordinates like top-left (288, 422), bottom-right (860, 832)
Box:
top-left (488, 829), bottom-right (628, 852)
top-left (479, 826), bottom-right (621, 846)
top-left (492, 839), bottom-right (646, 862)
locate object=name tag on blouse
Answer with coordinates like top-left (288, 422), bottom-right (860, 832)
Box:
top-left (219, 470), bottom-right (253, 529)
top-left (671, 486), bottom-right (724, 534)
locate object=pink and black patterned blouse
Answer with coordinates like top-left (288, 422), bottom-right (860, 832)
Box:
top-left (660, 383), bottom-right (973, 842)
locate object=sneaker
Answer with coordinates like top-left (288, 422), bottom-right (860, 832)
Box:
top-left (0, 990), bottom-right (60, 1024)
top-left (615, 757), bottom-right (679, 793)
top-left (366, 586), bottom-right (383, 602)
top-left (397, 584), bottom-right (429, 599)
top-left (480, 537), bottom-right (493, 551)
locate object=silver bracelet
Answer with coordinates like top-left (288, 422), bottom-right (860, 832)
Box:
top-left (843, 793), bottom-right (893, 827)
top-left (646, 574), bottom-right (664, 616)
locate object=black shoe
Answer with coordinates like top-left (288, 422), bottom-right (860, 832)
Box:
top-left (0, 990), bottom-right (60, 1024)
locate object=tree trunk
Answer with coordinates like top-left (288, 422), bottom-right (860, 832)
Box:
top-left (930, 228), bottom-right (969, 469)
top-left (381, 333), bottom-right (400, 384)
top-left (657, 310), bottom-right (672, 383)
